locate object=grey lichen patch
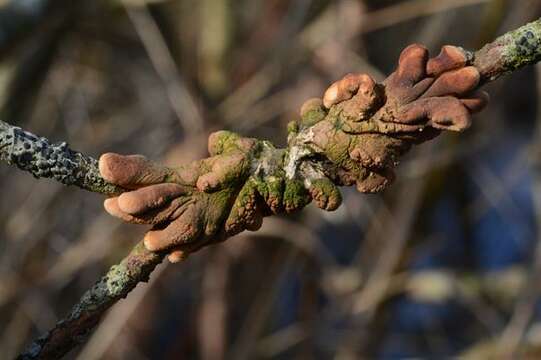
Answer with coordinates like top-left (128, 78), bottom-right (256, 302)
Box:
top-left (252, 140), bottom-right (284, 178)
top-left (505, 23), bottom-right (541, 72)
top-left (0, 120), bottom-right (122, 195)
top-left (284, 123), bottom-right (321, 181)
top-left (284, 144), bottom-right (313, 179)
top-left (474, 18), bottom-right (541, 82)
top-left (17, 242), bottom-right (164, 360)
top-left (106, 264), bottom-right (131, 297)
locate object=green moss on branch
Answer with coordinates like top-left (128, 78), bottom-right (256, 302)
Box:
top-left (474, 18), bottom-right (541, 83)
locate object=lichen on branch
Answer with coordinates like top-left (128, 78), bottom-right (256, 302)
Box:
top-left (18, 243), bottom-right (162, 360)
top-left (0, 120), bottom-right (123, 195)
top-left (474, 18), bottom-right (541, 83)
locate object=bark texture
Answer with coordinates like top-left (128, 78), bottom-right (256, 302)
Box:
top-left (0, 120), bottom-right (123, 195)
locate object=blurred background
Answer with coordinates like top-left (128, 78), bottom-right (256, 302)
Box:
top-left (0, 0), bottom-right (540, 358)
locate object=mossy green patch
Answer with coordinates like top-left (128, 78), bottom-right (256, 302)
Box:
top-left (283, 179), bottom-right (311, 212)
top-left (300, 106), bottom-right (327, 127)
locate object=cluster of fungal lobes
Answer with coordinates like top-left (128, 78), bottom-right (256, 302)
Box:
top-left (99, 43), bottom-right (489, 262)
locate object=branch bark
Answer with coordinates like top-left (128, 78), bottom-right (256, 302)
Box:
top-left (0, 120), bottom-right (123, 195)
top-left (1, 17), bottom-right (540, 360)
top-left (0, 120), bottom-right (162, 359)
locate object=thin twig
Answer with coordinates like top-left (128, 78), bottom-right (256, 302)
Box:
top-left (0, 120), bottom-right (122, 195)
top-left (122, 1), bottom-right (204, 137)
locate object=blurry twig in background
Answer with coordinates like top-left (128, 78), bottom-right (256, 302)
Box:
top-left (121, 1), bottom-right (204, 137)
top-left (197, 250), bottom-right (229, 360)
top-left (359, 0), bottom-right (491, 33)
top-left (229, 245), bottom-right (298, 360)
top-left (497, 63), bottom-right (541, 357)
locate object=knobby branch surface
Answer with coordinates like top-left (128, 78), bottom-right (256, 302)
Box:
top-left (0, 120), bottom-right (162, 360)
top-left (0, 120), bottom-right (123, 195)
top-left (0, 17), bottom-right (537, 360)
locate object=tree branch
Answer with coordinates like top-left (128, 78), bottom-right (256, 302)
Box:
top-left (0, 120), bottom-right (161, 359)
top-left (3, 17), bottom-right (541, 360)
top-left (0, 120), bottom-right (123, 195)
top-left (474, 18), bottom-right (541, 83)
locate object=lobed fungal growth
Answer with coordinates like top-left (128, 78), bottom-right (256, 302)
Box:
top-left (99, 44), bottom-right (488, 261)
